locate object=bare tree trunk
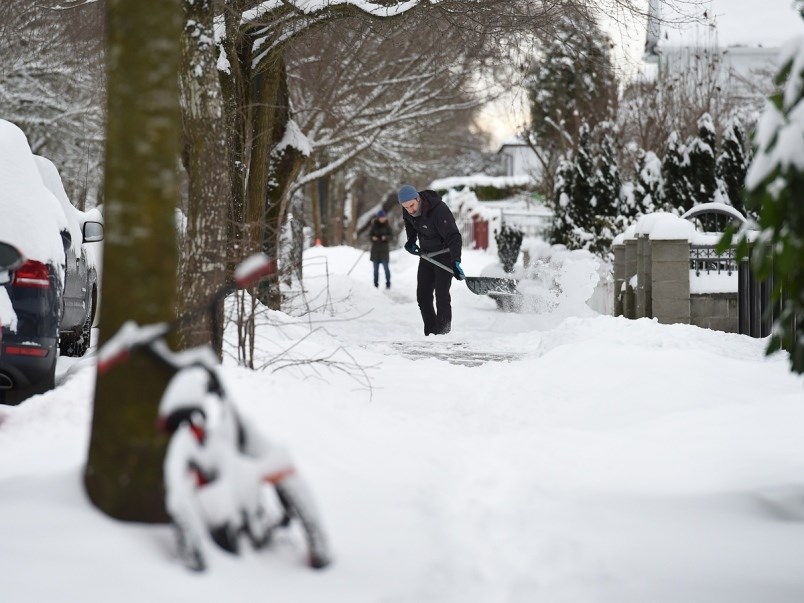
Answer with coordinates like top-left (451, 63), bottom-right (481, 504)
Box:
top-left (85, 0), bottom-right (182, 522)
top-left (178, 0), bottom-right (229, 355)
top-left (244, 58), bottom-right (282, 258)
top-left (237, 55), bottom-right (307, 308)
top-left (289, 194), bottom-right (305, 283)
top-left (311, 180), bottom-right (323, 244)
top-left (220, 0), bottom-right (249, 275)
top-left (325, 174), bottom-right (344, 245)
top-left (344, 172), bottom-right (362, 246)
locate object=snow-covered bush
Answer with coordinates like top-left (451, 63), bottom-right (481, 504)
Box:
top-left (716, 116), bottom-right (750, 216)
top-left (494, 223), bottom-right (524, 273)
top-left (686, 113), bottom-right (718, 206)
top-left (659, 130), bottom-right (693, 213)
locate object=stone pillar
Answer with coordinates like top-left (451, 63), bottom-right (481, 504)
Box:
top-left (636, 235), bottom-right (647, 318)
top-left (612, 243), bottom-right (625, 316)
top-left (651, 239), bottom-right (690, 325)
top-left (623, 238), bottom-right (637, 319)
top-left (644, 237), bottom-right (653, 318)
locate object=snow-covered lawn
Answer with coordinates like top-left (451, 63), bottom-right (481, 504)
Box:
top-left (1, 245), bottom-right (802, 603)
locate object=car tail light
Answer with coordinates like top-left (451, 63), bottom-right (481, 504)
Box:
top-left (4, 344), bottom-right (50, 357)
top-left (13, 260), bottom-right (50, 288)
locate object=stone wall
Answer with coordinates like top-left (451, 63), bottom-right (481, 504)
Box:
top-left (690, 293), bottom-right (739, 333)
top-left (613, 238), bottom-right (737, 333)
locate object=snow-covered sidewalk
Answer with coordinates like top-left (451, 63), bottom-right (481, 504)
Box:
top-left (1, 245), bottom-right (802, 603)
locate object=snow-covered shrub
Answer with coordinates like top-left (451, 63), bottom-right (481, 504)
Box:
top-left (686, 113), bottom-right (718, 206)
top-left (660, 130), bottom-right (693, 213)
top-left (716, 116), bottom-right (750, 216)
top-left (494, 223), bottom-right (524, 273)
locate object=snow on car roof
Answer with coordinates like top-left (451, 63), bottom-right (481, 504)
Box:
top-left (33, 155), bottom-right (83, 256)
top-left (0, 119), bottom-right (67, 265)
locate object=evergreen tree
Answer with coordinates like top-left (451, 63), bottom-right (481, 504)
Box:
top-left (567, 122), bottom-right (595, 250)
top-left (592, 123), bottom-right (621, 218)
top-left (583, 123), bottom-right (620, 257)
top-left (523, 10), bottom-right (618, 197)
top-left (716, 116), bottom-right (749, 215)
top-left (727, 35), bottom-right (804, 374)
top-left (550, 153), bottom-right (575, 247)
top-left (633, 149), bottom-right (662, 218)
top-left (686, 113), bottom-right (718, 206)
top-left (660, 130), bottom-right (693, 213)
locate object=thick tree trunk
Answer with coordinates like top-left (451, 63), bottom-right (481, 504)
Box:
top-left (244, 60), bottom-right (282, 260)
top-left (220, 0), bottom-right (249, 274)
top-left (178, 0), bottom-right (230, 355)
top-left (239, 54), bottom-right (306, 308)
top-left (85, 0), bottom-right (182, 522)
top-left (263, 63), bottom-right (305, 275)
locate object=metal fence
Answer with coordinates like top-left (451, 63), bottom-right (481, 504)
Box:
top-left (738, 255), bottom-right (775, 338)
top-left (689, 244), bottom-right (738, 276)
top-left (500, 210), bottom-right (552, 240)
top-left (455, 208), bottom-right (552, 250)
top-left (737, 244), bottom-right (798, 339)
top-left (688, 243), bottom-right (781, 338)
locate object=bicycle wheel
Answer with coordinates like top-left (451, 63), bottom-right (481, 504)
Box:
top-left (163, 425), bottom-right (210, 571)
top-left (274, 474), bottom-right (331, 569)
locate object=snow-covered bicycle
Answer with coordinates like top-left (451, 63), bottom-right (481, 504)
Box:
top-left (97, 254), bottom-right (331, 571)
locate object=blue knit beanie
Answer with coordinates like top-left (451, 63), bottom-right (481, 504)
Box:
top-left (376, 209), bottom-right (386, 218)
top-left (397, 185), bottom-right (418, 204)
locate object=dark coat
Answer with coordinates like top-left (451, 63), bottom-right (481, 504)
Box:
top-left (369, 219), bottom-right (392, 262)
top-left (402, 189), bottom-right (462, 262)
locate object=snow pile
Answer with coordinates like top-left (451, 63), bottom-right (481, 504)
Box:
top-left (478, 241), bottom-right (602, 316)
top-left (430, 173), bottom-right (534, 191)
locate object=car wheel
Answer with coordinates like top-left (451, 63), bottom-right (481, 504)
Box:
top-left (59, 287), bottom-right (95, 358)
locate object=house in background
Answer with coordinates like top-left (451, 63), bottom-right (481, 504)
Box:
top-left (497, 135), bottom-right (542, 180)
top-left (644, 0), bottom-right (803, 101)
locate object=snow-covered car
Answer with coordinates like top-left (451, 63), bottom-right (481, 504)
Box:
top-left (34, 155), bottom-right (103, 357)
top-left (0, 120), bottom-right (67, 403)
top-left (0, 119), bottom-right (103, 405)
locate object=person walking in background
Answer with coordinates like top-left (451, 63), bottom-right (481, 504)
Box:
top-left (398, 184), bottom-right (464, 336)
top-left (370, 209), bottom-right (392, 289)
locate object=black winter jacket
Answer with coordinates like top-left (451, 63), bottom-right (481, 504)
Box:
top-left (402, 189), bottom-right (462, 263)
top-left (369, 219), bottom-right (392, 262)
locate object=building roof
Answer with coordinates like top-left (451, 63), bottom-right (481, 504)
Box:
top-left (497, 134), bottom-right (529, 149)
top-left (651, 0), bottom-right (803, 51)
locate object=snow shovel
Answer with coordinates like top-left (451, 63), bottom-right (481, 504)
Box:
top-left (418, 251), bottom-right (519, 296)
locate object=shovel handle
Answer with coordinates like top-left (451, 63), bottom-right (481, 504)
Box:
top-left (418, 251), bottom-right (456, 275)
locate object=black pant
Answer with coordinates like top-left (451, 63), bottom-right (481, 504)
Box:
top-left (417, 259), bottom-right (453, 335)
